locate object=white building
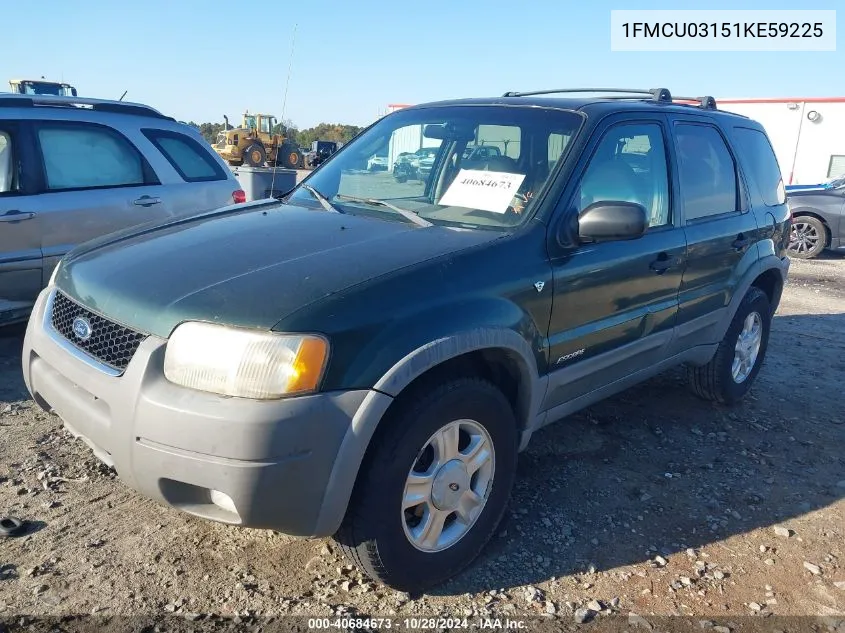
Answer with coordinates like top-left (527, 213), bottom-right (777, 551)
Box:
top-left (384, 98), bottom-right (845, 185)
top-left (719, 98), bottom-right (845, 185)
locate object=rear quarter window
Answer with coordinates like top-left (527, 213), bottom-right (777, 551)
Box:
top-left (733, 127), bottom-right (786, 207)
top-left (142, 129), bottom-right (227, 182)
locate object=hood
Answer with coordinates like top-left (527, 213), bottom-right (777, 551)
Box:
top-left (55, 202), bottom-right (498, 338)
top-left (787, 186), bottom-right (842, 197)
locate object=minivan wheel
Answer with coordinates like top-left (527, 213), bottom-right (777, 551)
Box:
top-left (335, 378), bottom-right (518, 592)
top-left (788, 215), bottom-right (827, 259)
top-left (687, 286), bottom-right (771, 404)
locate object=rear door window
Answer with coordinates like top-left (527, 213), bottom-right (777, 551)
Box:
top-left (733, 127), bottom-right (785, 206)
top-left (36, 124), bottom-right (153, 191)
top-left (142, 129), bottom-right (227, 182)
top-left (675, 124), bottom-right (739, 221)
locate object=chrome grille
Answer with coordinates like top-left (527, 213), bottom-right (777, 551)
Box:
top-left (50, 291), bottom-right (147, 372)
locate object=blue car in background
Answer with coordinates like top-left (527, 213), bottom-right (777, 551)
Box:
top-left (786, 176), bottom-right (845, 259)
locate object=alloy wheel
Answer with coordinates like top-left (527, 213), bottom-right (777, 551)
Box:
top-left (732, 311), bottom-right (763, 383)
top-left (789, 221), bottom-right (821, 255)
top-left (401, 419), bottom-right (495, 553)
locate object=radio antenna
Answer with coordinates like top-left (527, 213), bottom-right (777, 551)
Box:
top-left (272, 23), bottom-right (298, 195)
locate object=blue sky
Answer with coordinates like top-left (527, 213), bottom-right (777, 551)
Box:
top-left (4, 0), bottom-right (841, 129)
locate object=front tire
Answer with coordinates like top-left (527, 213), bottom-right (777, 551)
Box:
top-left (335, 378), bottom-right (518, 592)
top-left (243, 144), bottom-right (266, 167)
top-left (788, 215), bottom-right (827, 259)
top-left (688, 286), bottom-right (771, 404)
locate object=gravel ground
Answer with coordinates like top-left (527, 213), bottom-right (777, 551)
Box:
top-left (1, 254), bottom-right (844, 630)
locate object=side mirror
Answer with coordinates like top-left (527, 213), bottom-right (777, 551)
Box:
top-left (578, 201), bottom-right (647, 242)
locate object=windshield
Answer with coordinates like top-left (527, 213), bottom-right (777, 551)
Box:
top-left (287, 105), bottom-right (582, 229)
top-left (244, 115), bottom-right (256, 130)
top-left (20, 81), bottom-right (73, 96)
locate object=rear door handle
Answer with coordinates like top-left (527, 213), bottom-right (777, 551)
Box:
top-left (732, 234), bottom-right (752, 250)
top-left (649, 252), bottom-right (675, 274)
top-left (0, 210), bottom-right (36, 222)
top-left (133, 196), bottom-right (162, 207)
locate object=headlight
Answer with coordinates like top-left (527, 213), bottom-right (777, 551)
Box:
top-left (163, 322), bottom-right (329, 399)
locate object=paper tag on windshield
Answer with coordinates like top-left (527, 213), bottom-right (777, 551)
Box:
top-left (440, 169), bottom-right (526, 214)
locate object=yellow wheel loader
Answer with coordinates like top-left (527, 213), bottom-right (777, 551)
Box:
top-left (213, 112), bottom-right (302, 168)
top-left (9, 78), bottom-right (77, 97)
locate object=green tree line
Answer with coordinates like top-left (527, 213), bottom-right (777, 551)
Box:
top-left (186, 119), bottom-right (363, 148)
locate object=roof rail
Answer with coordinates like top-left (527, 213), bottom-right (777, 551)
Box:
top-left (502, 88), bottom-right (717, 109)
top-left (502, 88), bottom-right (673, 101)
top-left (0, 93), bottom-right (174, 120)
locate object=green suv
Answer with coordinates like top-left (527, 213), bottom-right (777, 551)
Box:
top-left (22, 88), bottom-right (791, 592)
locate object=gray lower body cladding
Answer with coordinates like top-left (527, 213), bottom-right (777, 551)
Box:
top-left (21, 288), bottom-right (382, 537)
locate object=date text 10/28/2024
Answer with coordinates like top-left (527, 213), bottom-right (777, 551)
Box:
top-left (308, 617), bottom-right (529, 629)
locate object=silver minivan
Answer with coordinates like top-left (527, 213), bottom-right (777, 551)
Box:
top-left (0, 94), bottom-right (243, 324)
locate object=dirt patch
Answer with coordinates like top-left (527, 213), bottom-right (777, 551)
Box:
top-left (1, 255), bottom-right (843, 624)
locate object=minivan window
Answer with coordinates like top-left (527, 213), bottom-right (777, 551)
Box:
top-left (734, 127), bottom-right (786, 206)
top-left (675, 124), bottom-right (738, 221)
top-left (143, 129), bottom-right (226, 182)
top-left (0, 132), bottom-right (18, 193)
top-left (37, 125), bottom-right (147, 191)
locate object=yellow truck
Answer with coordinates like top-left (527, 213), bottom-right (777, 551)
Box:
top-left (9, 78), bottom-right (77, 97)
top-left (213, 112), bottom-right (302, 168)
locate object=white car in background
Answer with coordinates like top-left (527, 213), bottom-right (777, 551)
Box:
top-left (367, 154), bottom-right (389, 171)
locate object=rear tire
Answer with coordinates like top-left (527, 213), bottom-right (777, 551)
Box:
top-left (788, 215), bottom-right (827, 259)
top-left (687, 286), bottom-right (771, 404)
top-left (335, 378), bottom-right (518, 592)
top-left (279, 145), bottom-right (302, 169)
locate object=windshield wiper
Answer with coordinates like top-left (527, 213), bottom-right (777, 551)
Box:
top-left (335, 195), bottom-right (433, 228)
top-left (302, 185), bottom-right (345, 214)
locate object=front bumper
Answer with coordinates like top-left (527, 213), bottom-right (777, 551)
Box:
top-left (21, 288), bottom-right (390, 536)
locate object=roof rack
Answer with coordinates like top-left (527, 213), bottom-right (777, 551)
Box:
top-left (673, 95), bottom-right (718, 109)
top-left (0, 93), bottom-right (174, 120)
top-left (501, 88), bottom-right (717, 109)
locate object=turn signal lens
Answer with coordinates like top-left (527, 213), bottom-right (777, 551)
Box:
top-left (232, 189), bottom-right (246, 204)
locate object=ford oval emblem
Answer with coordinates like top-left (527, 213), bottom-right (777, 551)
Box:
top-left (72, 316), bottom-right (93, 342)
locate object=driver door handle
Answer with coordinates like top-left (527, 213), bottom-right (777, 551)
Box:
top-left (0, 210), bottom-right (36, 222)
top-left (133, 196), bottom-right (162, 207)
